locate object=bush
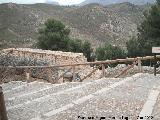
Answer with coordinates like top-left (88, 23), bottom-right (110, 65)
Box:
top-left (96, 44), bottom-right (126, 61)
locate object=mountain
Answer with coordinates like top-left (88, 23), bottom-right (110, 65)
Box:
top-left (0, 3), bottom-right (48, 49)
top-left (0, 2), bottom-right (150, 49)
top-left (80, 0), bottom-right (155, 5)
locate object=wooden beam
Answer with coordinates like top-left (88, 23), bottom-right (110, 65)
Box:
top-left (26, 72), bottom-right (30, 82)
top-left (154, 54), bottom-right (157, 76)
top-left (101, 64), bottom-right (106, 78)
top-left (1, 55), bottom-right (160, 69)
top-left (80, 65), bottom-right (101, 82)
top-left (46, 65), bottom-right (54, 83)
top-left (138, 58), bottom-right (142, 72)
top-left (115, 60), bottom-right (138, 78)
top-left (72, 66), bottom-right (76, 82)
top-left (0, 87), bottom-right (8, 120)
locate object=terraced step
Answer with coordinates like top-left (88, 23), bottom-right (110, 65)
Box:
top-left (6, 78), bottom-right (122, 120)
top-left (44, 74), bottom-right (160, 120)
top-left (5, 82), bottom-right (84, 108)
top-left (3, 73), bottom-right (160, 120)
top-left (4, 81), bottom-right (51, 99)
top-left (1, 81), bottom-right (27, 92)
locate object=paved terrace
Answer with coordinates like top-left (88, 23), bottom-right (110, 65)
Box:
top-left (1, 73), bottom-right (160, 120)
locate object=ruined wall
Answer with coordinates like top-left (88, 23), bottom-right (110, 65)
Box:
top-left (2, 48), bottom-right (102, 82)
top-left (3, 48), bottom-right (87, 66)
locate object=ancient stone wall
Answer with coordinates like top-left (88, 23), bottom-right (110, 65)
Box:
top-left (3, 48), bottom-right (87, 66)
top-left (1, 48), bottom-right (102, 83)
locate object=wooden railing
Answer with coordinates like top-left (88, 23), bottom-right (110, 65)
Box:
top-left (3, 55), bottom-right (160, 68)
top-left (1, 55), bottom-right (160, 83)
top-left (0, 55), bottom-right (159, 120)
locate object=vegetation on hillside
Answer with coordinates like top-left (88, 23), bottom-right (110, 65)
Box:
top-left (96, 44), bottom-right (126, 61)
top-left (37, 18), bottom-right (125, 62)
top-left (127, 0), bottom-right (160, 57)
top-left (37, 19), bottom-right (93, 61)
top-left (37, 19), bottom-right (70, 51)
top-left (1, 2), bottom-right (159, 62)
top-left (0, 3), bottom-right (148, 49)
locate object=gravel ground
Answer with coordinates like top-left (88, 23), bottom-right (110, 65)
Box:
top-left (7, 78), bottom-right (120, 120)
top-left (1, 81), bottom-right (27, 91)
top-left (4, 82), bottom-right (50, 99)
top-left (5, 82), bottom-right (83, 107)
top-left (46, 74), bottom-right (160, 120)
top-left (7, 106), bottom-right (38, 120)
top-left (4, 77), bottom-right (122, 120)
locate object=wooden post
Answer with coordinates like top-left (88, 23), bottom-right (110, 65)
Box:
top-left (25, 69), bottom-right (30, 83)
top-left (138, 58), bottom-right (142, 72)
top-left (55, 56), bottom-right (57, 63)
top-left (26, 72), bottom-right (30, 82)
top-left (154, 54), bottom-right (157, 76)
top-left (72, 66), bottom-right (76, 82)
top-left (0, 86), bottom-right (8, 120)
top-left (102, 64), bottom-right (105, 78)
top-left (47, 62), bottom-right (53, 83)
top-left (48, 68), bottom-right (53, 83)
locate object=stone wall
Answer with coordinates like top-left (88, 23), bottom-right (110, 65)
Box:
top-left (0, 52), bottom-right (59, 83)
top-left (3, 48), bottom-right (87, 66)
top-left (1, 48), bottom-right (102, 83)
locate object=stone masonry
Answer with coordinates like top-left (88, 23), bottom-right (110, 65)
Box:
top-left (2, 48), bottom-right (87, 66)
top-left (2, 48), bottom-right (101, 82)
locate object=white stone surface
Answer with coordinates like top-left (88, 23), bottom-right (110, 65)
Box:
top-left (138, 88), bottom-right (160, 120)
top-left (2, 73), bottom-right (160, 120)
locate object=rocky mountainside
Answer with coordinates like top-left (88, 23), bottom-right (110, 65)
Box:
top-left (80, 0), bottom-right (155, 5)
top-left (0, 2), bottom-right (150, 49)
top-left (0, 3), bottom-right (48, 49)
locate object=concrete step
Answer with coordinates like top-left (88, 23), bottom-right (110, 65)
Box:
top-left (7, 78), bottom-right (122, 120)
top-left (5, 82), bottom-right (84, 108)
top-left (5, 73), bottom-right (158, 120)
top-left (1, 81), bottom-right (27, 92)
top-left (44, 74), bottom-right (160, 120)
top-left (4, 81), bottom-right (51, 99)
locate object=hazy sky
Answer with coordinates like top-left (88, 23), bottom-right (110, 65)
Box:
top-left (55, 0), bottom-right (85, 5)
top-left (0, 0), bottom-right (85, 5)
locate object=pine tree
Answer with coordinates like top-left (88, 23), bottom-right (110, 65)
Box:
top-left (82, 41), bottom-right (93, 61)
top-left (37, 19), bottom-right (70, 51)
top-left (138, 0), bottom-right (160, 56)
top-left (37, 19), bottom-right (93, 61)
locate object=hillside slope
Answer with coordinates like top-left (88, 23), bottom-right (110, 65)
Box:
top-left (0, 3), bottom-right (48, 49)
top-left (80, 0), bottom-right (155, 5)
top-left (0, 2), bottom-right (149, 49)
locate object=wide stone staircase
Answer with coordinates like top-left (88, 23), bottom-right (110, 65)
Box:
top-left (1, 73), bottom-right (160, 120)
